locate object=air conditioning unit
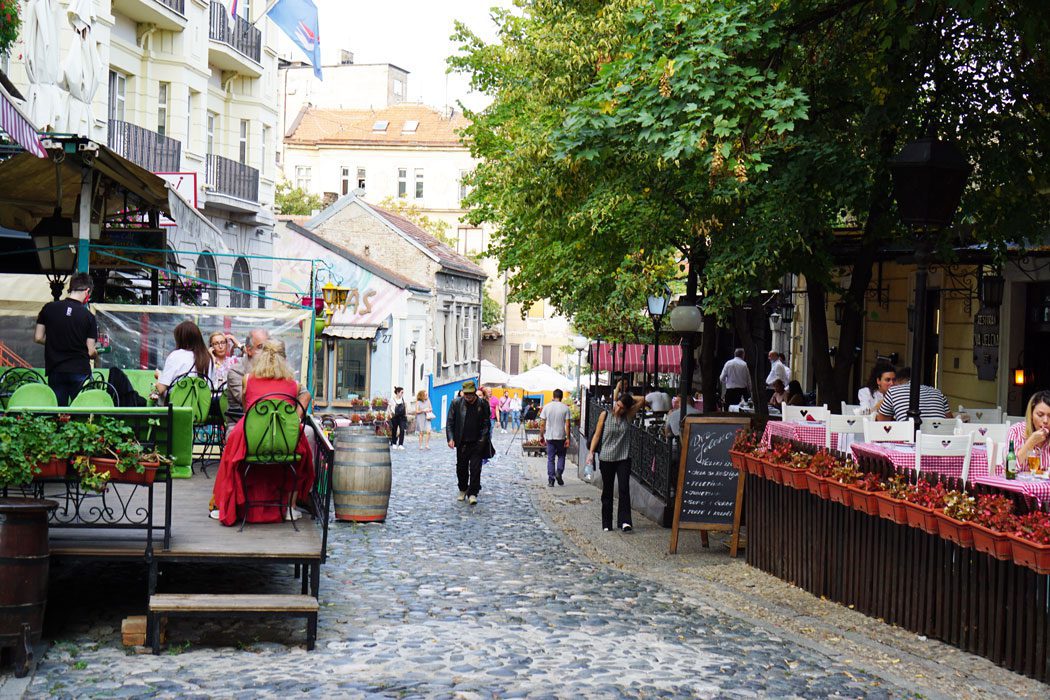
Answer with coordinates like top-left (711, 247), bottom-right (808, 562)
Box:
top-left (522, 341), bottom-right (538, 352)
top-left (461, 326), bottom-right (473, 341)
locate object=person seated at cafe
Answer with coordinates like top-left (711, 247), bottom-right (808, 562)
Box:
top-left (211, 340), bottom-right (314, 526)
top-left (664, 396), bottom-right (700, 439)
top-left (858, 362), bottom-right (895, 414)
top-left (154, 320), bottom-right (213, 402)
top-left (1008, 390), bottom-right (1050, 469)
top-left (645, 384), bottom-right (670, 413)
top-left (769, 379), bottom-right (787, 408)
top-left (784, 380), bottom-right (807, 406)
top-left (876, 367), bottom-right (952, 421)
top-left (208, 331), bottom-right (241, 386)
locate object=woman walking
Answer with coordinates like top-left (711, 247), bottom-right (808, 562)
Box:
top-left (414, 389), bottom-right (433, 450)
top-left (498, 390), bottom-right (511, 433)
top-left (586, 389), bottom-right (644, 532)
top-left (389, 387), bottom-right (408, 449)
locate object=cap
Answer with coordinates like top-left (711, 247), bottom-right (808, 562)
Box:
top-left (461, 380), bottom-right (477, 394)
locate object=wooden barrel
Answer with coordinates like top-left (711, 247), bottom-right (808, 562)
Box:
top-left (332, 429), bottom-right (391, 522)
top-left (0, 498), bottom-right (57, 675)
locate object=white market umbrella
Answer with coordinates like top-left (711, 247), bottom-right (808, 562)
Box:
top-left (61, 0), bottom-right (103, 137)
top-left (480, 359), bottom-right (510, 386)
top-left (508, 363), bottom-right (575, 394)
top-left (24, 0), bottom-right (63, 131)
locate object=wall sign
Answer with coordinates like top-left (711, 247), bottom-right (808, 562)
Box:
top-left (972, 305), bottom-right (999, 381)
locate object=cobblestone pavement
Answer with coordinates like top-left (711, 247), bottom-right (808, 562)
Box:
top-left (21, 433), bottom-right (925, 698)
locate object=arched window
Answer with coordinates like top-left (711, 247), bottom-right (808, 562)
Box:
top-left (196, 251), bottom-right (217, 306)
top-left (231, 257), bottom-right (251, 308)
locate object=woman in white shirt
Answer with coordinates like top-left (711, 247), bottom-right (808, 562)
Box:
top-left (155, 321), bottom-right (213, 401)
top-left (858, 362), bottom-right (896, 414)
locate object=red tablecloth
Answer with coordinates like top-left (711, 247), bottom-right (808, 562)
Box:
top-left (762, 420), bottom-right (840, 451)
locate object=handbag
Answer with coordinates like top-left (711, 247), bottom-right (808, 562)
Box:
top-left (425, 411), bottom-right (436, 420)
top-left (484, 437), bottom-right (497, 459)
top-left (593, 411), bottom-right (608, 454)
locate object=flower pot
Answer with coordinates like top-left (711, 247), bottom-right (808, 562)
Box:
top-left (781, 466), bottom-right (809, 490)
top-left (87, 457), bottom-right (158, 486)
top-left (729, 449), bottom-right (748, 471)
top-left (874, 492), bottom-right (908, 525)
top-left (805, 472), bottom-right (829, 499)
top-left (1008, 534), bottom-right (1050, 575)
top-left (971, 522), bottom-right (1012, 561)
top-left (32, 457), bottom-right (67, 479)
top-left (826, 480), bottom-right (851, 506)
top-left (848, 487), bottom-right (881, 516)
top-left (935, 511), bottom-right (974, 549)
top-left (745, 454), bottom-right (764, 478)
top-left (763, 460), bottom-right (784, 485)
top-left (904, 502), bottom-right (939, 535)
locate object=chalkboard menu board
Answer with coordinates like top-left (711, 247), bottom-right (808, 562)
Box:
top-left (670, 416), bottom-right (750, 555)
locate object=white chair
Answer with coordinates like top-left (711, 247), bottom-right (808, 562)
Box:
top-left (863, 418), bottom-right (915, 443)
top-left (841, 402), bottom-right (864, 416)
top-left (956, 422), bottom-right (1008, 446)
top-left (825, 414), bottom-right (866, 450)
top-left (958, 405), bottom-right (1002, 423)
top-left (782, 404), bottom-right (830, 423)
top-left (1005, 414), bottom-right (1025, 428)
top-left (915, 431), bottom-right (973, 481)
top-left (922, 417), bottom-right (961, 435)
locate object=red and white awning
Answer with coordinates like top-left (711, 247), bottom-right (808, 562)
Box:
top-left (589, 342), bottom-right (683, 373)
top-left (0, 86), bottom-right (47, 159)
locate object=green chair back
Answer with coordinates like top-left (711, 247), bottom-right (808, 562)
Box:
top-left (243, 398), bottom-right (301, 463)
top-left (7, 383), bottom-right (58, 408)
top-left (70, 388), bottom-right (116, 409)
top-left (169, 376), bottom-right (212, 425)
top-left (0, 368), bottom-right (45, 408)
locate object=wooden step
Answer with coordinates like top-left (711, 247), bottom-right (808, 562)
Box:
top-left (149, 593), bottom-right (318, 613)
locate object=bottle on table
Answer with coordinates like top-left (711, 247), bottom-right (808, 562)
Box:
top-left (1005, 440), bottom-right (1017, 481)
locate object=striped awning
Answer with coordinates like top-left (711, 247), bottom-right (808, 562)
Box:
top-left (0, 86), bottom-right (47, 159)
top-left (589, 342), bottom-right (683, 373)
top-left (322, 324), bottom-right (379, 340)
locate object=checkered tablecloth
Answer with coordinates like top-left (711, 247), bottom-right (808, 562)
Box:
top-left (762, 421), bottom-right (840, 451)
top-left (851, 442), bottom-right (1050, 504)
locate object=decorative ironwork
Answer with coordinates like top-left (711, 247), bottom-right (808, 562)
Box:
top-left (208, 2), bottom-right (262, 63)
top-left (158, 0), bottom-right (185, 13)
top-left (108, 120), bottom-right (182, 173)
top-left (931, 263), bottom-right (980, 315)
top-left (206, 153), bottom-right (260, 202)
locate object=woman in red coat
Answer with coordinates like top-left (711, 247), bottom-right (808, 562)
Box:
top-left (212, 340), bottom-right (313, 525)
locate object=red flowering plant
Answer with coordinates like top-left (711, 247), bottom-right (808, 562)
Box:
top-left (972, 494), bottom-right (1018, 532)
top-left (1013, 511), bottom-right (1050, 545)
top-left (854, 472), bottom-right (883, 492)
top-left (883, 473), bottom-right (911, 499)
top-left (766, 441), bottom-right (794, 465)
top-left (942, 490), bottom-right (977, 521)
top-left (808, 449), bottom-right (841, 477)
top-left (362, 412), bottom-right (376, 423)
top-left (901, 479), bottom-right (949, 509)
top-left (0, 0), bottom-right (21, 57)
top-left (830, 459), bottom-right (861, 485)
top-left (349, 413), bottom-right (363, 424)
top-left (732, 428), bottom-right (760, 453)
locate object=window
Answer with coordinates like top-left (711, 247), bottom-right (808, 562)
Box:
top-left (206, 112), bottom-right (217, 155)
top-left (372, 120), bottom-right (388, 132)
top-left (230, 257), bottom-right (251, 308)
top-left (542, 345), bottom-right (552, 365)
top-left (258, 286), bottom-right (266, 309)
top-left (393, 79), bottom-right (404, 99)
top-left (457, 227), bottom-right (484, 256)
top-left (397, 168), bottom-right (407, 198)
top-left (186, 89), bottom-right (198, 147)
top-left (459, 170), bottom-right (472, 202)
top-left (157, 82), bottom-right (169, 136)
top-left (261, 126), bottom-right (270, 175)
top-left (340, 166), bottom-right (350, 195)
top-left (295, 165), bottom-right (312, 191)
top-left (108, 71), bottom-right (126, 122)
top-left (240, 0), bottom-right (251, 20)
top-left (356, 167), bottom-right (366, 190)
top-left (238, 119), bottom-right (249, 164)
top-left (402, 120), bottom-right (419, 134)
top-left (414, 168), bottom-right (424, 199)
top-left (334, 339), bottom-right (370, 400)
top-left (196, 252), bottom-right (218, 306)
top-left (509, 344), bottom-right (520, 374)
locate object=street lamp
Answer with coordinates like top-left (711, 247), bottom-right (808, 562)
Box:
top-left (647, 286), bottom-right (671, 391)
top-left (979, 268), bottom-right (1005, 308)
top-left (889, 133), bottom-right (971, 430)
top-left (30, 208), bottom-right (76, 300)
top-left (779, 300), bottom-right (795, 324)
top-left (571, 335), bottom-right (589, 401)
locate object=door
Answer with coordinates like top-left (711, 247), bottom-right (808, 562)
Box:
top-left (922, 289), bottom-right (942, 388)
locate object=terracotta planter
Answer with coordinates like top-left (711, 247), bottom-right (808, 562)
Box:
top-left (971, 522), bottom-right (1013, 561)
top-left (874, 492), bottom-right (908, 525)
top-left (729, 449), bottom-right (747, 471)
top-left (32, 457), bottom-right (67, 479)
top-left (746, 454), bottom-right (765, 478)
top-left (826, 480), bottom-right (852, 506)
top-left (781, 466), bottom-right (809, 490)
top-left (848, 487), bottom-right (881, 517)
top-left (904, 502), bottom-right (940, 535)
top-left (935, 511), bottom-right (974, 549)
top-left (87, 457), bottom-right (158, 486)
top-left (763, 460), bottom-right (784, 485)
top-left (805, 472), bottom-right (830, 499)
top-left (1008, 535), bottom-right (1050, 575)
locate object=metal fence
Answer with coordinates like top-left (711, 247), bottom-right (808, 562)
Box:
top-left (206, 153), bottom-right (259, 202)
top-left (108, 120), bottom-right (181, 173)
top-left (208, 1), bottom-right (262, 63)
top-left (158, 0), bottom-right (185, 13)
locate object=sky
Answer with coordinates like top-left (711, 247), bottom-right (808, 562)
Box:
top-left (278, 0), bottom-right (513, 112)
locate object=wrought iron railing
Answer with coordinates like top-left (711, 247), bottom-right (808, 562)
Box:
top-left (208, 1), bottom-right (262, 63)
top-left (108, 120), bottom-right (181, 173)
top-left (157, 0), bottom-right (185, 13)
top-left (206, 153), bottom-right (259, 202)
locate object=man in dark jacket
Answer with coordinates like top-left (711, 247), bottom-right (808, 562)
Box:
top-left (446, 380), bottom-right (491, 505)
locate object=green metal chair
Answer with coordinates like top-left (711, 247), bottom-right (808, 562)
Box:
top-left (69, 388), bottom-right (116, 409)
top-left (6, 383), bottom-right (58, 408)
top-left (240, 394), bottom-right (304, 531)
top-left (0, 368), bottom-right (46, 409)
top-left (168, 375), bottom-right (221, 476)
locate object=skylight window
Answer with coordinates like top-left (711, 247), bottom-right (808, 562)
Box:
top-left (402, 120), bottom-right (419, 133)
top-left (372, 120), bottom-right (389, 132)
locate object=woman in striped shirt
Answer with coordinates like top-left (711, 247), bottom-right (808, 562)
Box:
top-left (1008, 390), bottom-right (1050, 470)
top-left (586, 390), bottom-right (644, 532)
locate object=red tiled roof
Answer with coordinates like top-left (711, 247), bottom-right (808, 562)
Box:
top-left (285, 103), bottom-right (469, 147)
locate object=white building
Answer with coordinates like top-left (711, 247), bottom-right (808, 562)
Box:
top-left (5, 0), bottom-right (280, 308)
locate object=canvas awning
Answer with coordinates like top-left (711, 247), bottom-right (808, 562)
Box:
top-left (480, 359), bottom-right (510, 385)
top-left (589, 342), bottom-right (683, 373)
top-left (322, 324), bottom-right (379, 340)
top-left (0, 84), bottom-right (47, 158)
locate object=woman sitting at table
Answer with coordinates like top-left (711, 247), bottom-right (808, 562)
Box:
top-left (858, 362), bottom-right (895, 414)
top-left (769, 379), bottom-right (787, 408)
top-left (1007, 390), bottom-right (1050, 470)
top-left (211, 340), bottom-right (314, 526)
top-left (784, 380), bottom-right (807, 406)
top-left (154, 321), bottom-right (212, 402)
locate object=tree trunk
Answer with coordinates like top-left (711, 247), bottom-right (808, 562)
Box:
top-left (700, 314), bottom-right (718, 413)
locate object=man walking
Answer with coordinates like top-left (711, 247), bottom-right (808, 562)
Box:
top-left (34, 273), bottom-right (98, 406)
top-left (446, 380), bottom-right (491, 505)
top-left (540, 389), bottom-right (572, 486)
top-left (720, 348), bottom-right (752, 407)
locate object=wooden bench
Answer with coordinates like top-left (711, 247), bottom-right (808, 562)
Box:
top-left (148, 593), bottom-right (319, 653)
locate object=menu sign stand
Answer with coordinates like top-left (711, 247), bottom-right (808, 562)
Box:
top-left (669, 416), bottom-right (750, 556)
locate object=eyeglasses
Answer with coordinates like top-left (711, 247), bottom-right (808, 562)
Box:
top-left (211, 341), bottom-right (227, 347)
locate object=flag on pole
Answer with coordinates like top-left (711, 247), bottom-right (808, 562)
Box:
top-left (230, 0), bottom-right (239, 18)
top-left (266, 0), bottom-right (323, 80)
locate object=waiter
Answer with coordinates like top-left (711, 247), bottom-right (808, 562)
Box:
top-left (34, 273), bottom-right (98, 405)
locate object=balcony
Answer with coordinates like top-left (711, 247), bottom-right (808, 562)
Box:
top-left (206, 154), bottom-right (259, 205)
top-left (208, 2), bottom-right (262, 77)
top-left (108, 120), bottom-right (182, 174)
top-left (111, 0), bottom-right (187, 32)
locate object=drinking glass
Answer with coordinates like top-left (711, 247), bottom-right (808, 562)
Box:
top-left (1029, 453), bottom-right (1042, 476)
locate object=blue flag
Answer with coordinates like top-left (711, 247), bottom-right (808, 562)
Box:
top-left (267, 0), bottom-right (323, 80)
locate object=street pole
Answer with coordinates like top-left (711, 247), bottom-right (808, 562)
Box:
top-left (576, 348), bottom-right (583, 399)
top-left (907, 240), bottom-right (930, 431)
top-left (653, 318), bottom-right (661, 392)
top-left (677, 261), bottom-right (699, 437)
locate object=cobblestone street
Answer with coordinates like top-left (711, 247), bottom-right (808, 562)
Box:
top-left (13, 432), bottom-right (1028, 698)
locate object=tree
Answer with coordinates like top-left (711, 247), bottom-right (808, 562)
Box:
top-left (275, 181), bottom-right (323, 216)
top-left (482, 284), bottom-right (503, 328)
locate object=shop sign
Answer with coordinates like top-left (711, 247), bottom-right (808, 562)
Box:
top-left (972, 306), bottom-right (999, 381)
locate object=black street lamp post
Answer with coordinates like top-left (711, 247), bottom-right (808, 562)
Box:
top-left (647, 286), bottom-right (671, 392)
top-left (889, 134), bottom-right (971, 430)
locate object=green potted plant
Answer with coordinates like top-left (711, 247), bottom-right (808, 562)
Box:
top-left (371, 396), bottom-right (389, 411)
top-left (68, 416), bottom-right (157, 487)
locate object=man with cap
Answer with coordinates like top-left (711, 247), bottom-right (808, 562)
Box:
top-left (446, 380), bottom-right (491, 505)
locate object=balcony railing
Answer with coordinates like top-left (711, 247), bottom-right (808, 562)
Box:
top-left (208, 2), bottom-right (261, 64)
top-left (157, 0), bottom-right (185, 12)
top-left (108, 120), bottom-right (181, 173)
top-left (206, 154), bottom-right (259, 202)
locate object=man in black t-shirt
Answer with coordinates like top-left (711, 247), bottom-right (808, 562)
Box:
top-left (34, 273), bottom-right (99, 405)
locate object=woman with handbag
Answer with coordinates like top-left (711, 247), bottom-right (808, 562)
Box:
top-left (414, 389), bottom-right (434, 450)
top-left (586, 390), bottom-right (644, 532)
